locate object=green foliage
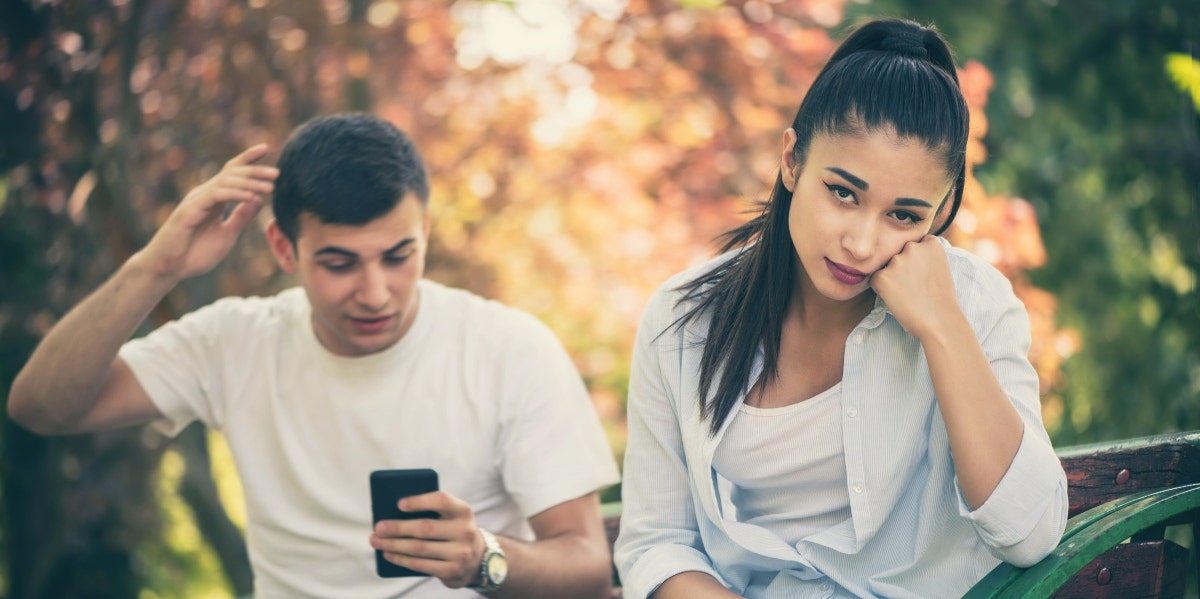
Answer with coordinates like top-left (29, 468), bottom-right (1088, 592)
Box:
top-left (137, 450), bottom-right (230, 599)
top-left (851, 0), bottom-right (1200, 444)
top-left (1166, 53), bottom-right (1200, 112)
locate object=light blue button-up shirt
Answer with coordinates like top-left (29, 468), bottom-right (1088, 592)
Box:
top-left (615, 243), bottom-right (1069, 599)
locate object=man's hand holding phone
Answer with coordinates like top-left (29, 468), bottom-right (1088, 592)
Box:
top-left (370, 473), bottom-right (488, 588)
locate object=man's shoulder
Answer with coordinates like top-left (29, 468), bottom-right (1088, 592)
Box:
top-left (121, 288), bottom-right (305, 373)
top-left (196, 286), bottom-right (305, 321)
top-left (169, 287), bottom-right (305, 340)
top-left (422, 279), bottom-right (545, 331)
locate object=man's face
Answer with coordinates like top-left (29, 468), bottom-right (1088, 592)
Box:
top-left (268, 193), bottom-right (430, 356)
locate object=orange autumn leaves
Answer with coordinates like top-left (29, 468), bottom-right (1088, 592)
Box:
top-left (407, 3), bottom-right (1069, 444)
top-left (11, 0), bottom-right (1068, 447)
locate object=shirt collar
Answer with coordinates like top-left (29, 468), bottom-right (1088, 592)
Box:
top-left (858, 294), bottom-right (891, 330)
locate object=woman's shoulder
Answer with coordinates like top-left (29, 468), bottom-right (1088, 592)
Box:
top-left (942, 240), bottom-right (1022, 311)
top-left (645, 248), bottom-right (744, 317)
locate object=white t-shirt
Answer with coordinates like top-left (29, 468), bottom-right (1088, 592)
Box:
top-left (711, 383), bottom-right (851, 548)
top-left (119, 279), bottom-right (620, 598)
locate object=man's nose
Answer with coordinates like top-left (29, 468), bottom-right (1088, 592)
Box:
top-left (356, 264), bottom-right (390, 310)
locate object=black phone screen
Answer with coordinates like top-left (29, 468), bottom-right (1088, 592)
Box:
top-left (370, 468), bottom-right (440, 578)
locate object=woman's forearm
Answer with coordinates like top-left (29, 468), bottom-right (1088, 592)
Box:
top-left (919, 310), bottom-right (1025, 509)
top-left (652, 571), bottom-right (740, 599)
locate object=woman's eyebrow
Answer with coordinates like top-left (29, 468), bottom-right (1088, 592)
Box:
top-left (825, 167), bottom-right (935, 207)
top-left (825, 167), bottom-right (868, 190)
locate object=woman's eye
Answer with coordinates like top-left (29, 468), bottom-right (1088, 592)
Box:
top-left (825, 183), bottom-right (855, 202)
top-left (894, 211), bottom-right (925, 224)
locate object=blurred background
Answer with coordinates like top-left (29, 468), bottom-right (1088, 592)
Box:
top-left (0, 0), bottom-right (1196, 596)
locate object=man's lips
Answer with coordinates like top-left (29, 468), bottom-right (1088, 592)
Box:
top-left (825, 259), bottom-right (868, 284)
top-left (349, 315), bottom-right (395, 333)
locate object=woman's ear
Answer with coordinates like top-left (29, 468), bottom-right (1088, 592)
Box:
top-left (265, 220), bottom-right (298, 273)
top-left (781, 128), bottom-right (800, 192)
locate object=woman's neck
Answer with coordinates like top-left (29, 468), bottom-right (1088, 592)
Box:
top-left (790, 271), bottom-right (876, 334)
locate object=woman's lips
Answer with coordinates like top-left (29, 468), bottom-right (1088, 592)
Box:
top-left (825, 258), bottom-right (868, 285)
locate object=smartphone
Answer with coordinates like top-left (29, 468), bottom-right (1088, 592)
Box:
top-left (370, 468), bottom-right (440, 578)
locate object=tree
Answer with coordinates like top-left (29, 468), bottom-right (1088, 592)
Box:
top-left (0, 0), bottom-right (1062, 594)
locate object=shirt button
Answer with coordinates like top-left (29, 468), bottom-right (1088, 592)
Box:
top-left (820, 582), bottom-right (832, 592)
top-left (847, 408), bottom-right (858, 418)
top-left (852, 333), bottom-right (864, 344)
top-left (852, 483), bottom-right (864, 494)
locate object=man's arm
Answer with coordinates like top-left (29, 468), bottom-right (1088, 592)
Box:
top-left (371, 491), bottom-right (612, 598)
top-left (7, 145), bottom-right (277, 435)
top-left (8, 257), bottom-right (174, 434)
top-left (490, 492), bottom-right (611, 598)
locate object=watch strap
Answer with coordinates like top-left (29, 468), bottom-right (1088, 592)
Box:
top-left (470, 527), bottom-right (505, 592)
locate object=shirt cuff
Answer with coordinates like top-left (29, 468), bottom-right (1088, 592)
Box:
top-left (957, 427), bottom-right (1066, 547)
top-left (623, 543), bottom-right (724, 599)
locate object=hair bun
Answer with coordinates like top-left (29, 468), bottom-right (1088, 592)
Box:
top-left (880, 31), bottom-right (928, 58)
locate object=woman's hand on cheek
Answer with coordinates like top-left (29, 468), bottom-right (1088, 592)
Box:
top-left (870, 235), bottom-right (959, 341)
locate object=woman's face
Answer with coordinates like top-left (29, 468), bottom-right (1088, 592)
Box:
top-left (782, 127), bottom-right (954, 304)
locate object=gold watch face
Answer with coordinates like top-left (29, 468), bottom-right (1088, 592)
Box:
top-left (486, 553), bottom-right (508, 584)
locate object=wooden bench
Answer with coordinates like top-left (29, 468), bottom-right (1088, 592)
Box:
top-left (602, 430), bottom-right (1200, 598)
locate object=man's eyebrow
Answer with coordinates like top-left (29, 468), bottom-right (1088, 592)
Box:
top-left (313, 247), bottom-right (358, 259)
top-left (895, 198), bottom-right (934, 208)
top-left (313, 239), bottom-right (415, 259)
top-left (826, 167), bottom-right (868, 191)
top-left (383, 239), bottom-right (416, 254)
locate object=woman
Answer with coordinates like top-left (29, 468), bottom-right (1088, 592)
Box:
top-left (614, 18), bottom-right (1068, 599)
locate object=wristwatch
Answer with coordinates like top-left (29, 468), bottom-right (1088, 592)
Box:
top-left (469, 527), bottom-right (508, 593)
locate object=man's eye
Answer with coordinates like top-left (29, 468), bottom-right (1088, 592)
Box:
top-left (322, 262), bottom-right (353, 272)
top-left (384, 254), bottom-right (411, 265)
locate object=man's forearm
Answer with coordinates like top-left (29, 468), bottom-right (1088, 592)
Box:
top-left (491, 531), bottom-right (612, 599)
top-left (8, 252), bottom-right (175, 432)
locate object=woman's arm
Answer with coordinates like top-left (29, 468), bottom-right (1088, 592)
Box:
top-left (873, 237), bottom-right (1067, 564)
top-left (652, 572), bottom-right (741, 599)
top-left (872, 237), bottom-right (1025, 505)
top-left (615, 290), bottom-right (728, 598)
top-left (917, 305), bottom-right (1024, 508)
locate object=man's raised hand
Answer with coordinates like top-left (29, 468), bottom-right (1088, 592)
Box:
top-left (138, 144), bottom-right (278, 283)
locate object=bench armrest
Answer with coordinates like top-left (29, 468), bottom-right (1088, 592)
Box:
top-left (964, 482), bottom-right (1200, 598)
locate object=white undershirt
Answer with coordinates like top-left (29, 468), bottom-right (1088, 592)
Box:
top-left (712, 382), bottom-right (852, 547)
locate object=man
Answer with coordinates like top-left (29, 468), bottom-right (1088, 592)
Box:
top-left (8, 114), bottom-right (620, 598)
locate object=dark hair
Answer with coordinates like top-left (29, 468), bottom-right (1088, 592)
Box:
top-left (272, 113), bottom-right (430, 243)
top-left (675, 18), bottom-right (970, 435)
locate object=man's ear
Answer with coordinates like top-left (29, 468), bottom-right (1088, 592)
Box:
top-left (265, 220), bottom-right (298, 273)
top-left (781, 128), bottom-right (800, 192)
